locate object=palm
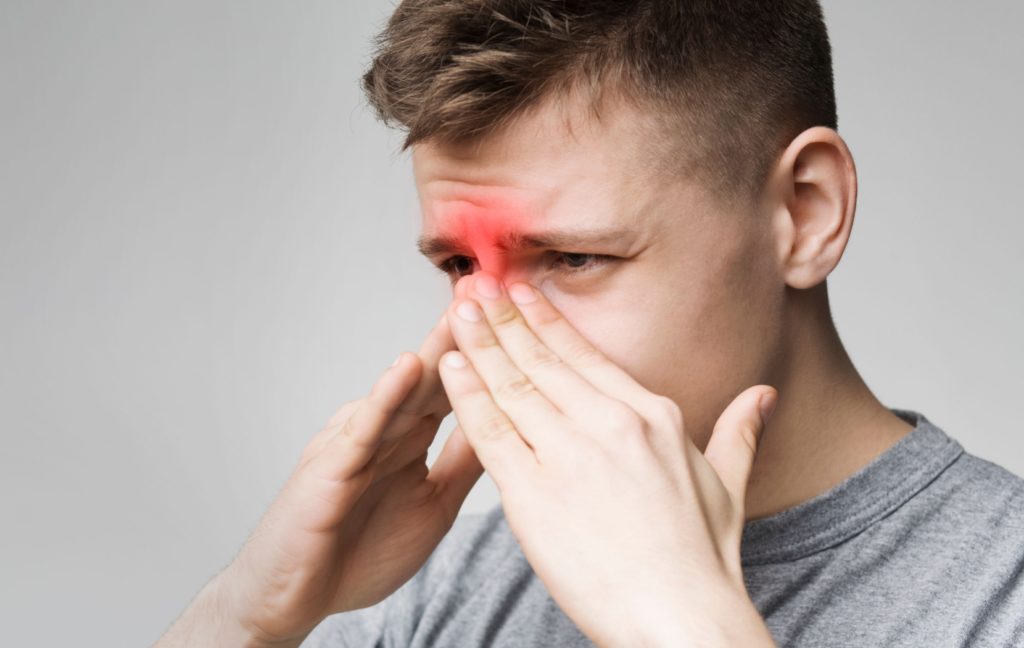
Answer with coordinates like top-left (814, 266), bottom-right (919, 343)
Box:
top-left (234, 416), bottom-right (472, 639)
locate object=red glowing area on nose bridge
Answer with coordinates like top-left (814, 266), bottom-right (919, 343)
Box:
top-left (434, 198), bottom-right (535, 279)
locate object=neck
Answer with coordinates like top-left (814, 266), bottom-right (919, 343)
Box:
top-left (739, 281), bottom-right (914, 521)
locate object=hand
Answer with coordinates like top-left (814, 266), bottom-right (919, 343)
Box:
top-left (437, 271), bottom-right (778, 648)
top-left (213, 302), bottom-right (485, 645)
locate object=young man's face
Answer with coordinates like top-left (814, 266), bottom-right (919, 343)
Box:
top-left (411, 95), bottom-right (784, 445)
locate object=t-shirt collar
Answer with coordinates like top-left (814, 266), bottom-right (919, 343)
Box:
top-left (740, 408), bottom-right (965, 566)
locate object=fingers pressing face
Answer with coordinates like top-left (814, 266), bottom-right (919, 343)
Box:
top-left (440, 272), bottom-right (669, 463)
top-left (449, 274), bottom-right (607, 425)
top-left (448, 272), bottom-right (662, 416)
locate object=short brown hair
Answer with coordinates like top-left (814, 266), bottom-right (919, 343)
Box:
top-left (361, 0), bottom-right (837, 208)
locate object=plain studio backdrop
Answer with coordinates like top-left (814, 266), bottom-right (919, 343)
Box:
top-left (1, 1), bottom-right (1022, 646)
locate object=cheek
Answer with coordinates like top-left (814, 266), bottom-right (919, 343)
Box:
top-left (542, 288), bottom-right (658, 386)
top-left (539, 270), bottom-right (702, 401)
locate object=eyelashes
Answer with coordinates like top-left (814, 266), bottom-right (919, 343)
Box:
top-left (435, 252), bottom-right (615, 279)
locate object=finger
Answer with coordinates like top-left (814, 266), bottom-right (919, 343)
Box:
top-left (454, 273), bottom-right (473, 299)
top-left (371, 412), bottom-right (444, 479)
top-left (309, 352), bottom-right (423, 482)
top-left (438, 350), bottom-right (539, 491)
top-left (703, 385), bottom-right (777, 514)
top-left (300, 400), bottom-right (362, 467)
top-left (463, 272), bottom-right (622, 424)
top-left (426, 424), bottom-right (485, 522)
top-left (502, 278), bottom-right (669, 420)
top-left (301, 354), bottom-right (420, 470)
top-left (389, 273), bottom-right (472, 423)
top-left (446, 295), bottom-right (569, 455)
top-left (379, 312), bottom-right (457, 442)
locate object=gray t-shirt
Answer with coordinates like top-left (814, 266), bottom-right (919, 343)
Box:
top-left (302, 408), bottom-right (1024, 647)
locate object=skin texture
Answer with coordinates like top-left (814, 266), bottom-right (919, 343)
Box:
top-left (437, 270), bottom-right (779, 645)
top-left (155, 88), bottom-right (916, 648)
top-left (413, 91), bottom-right (914, 522)
top-left (154, 311), bottom-right (488, 648)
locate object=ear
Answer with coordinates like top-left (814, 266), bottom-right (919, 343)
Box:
top-left (762, 126), bottom-right (858, 290)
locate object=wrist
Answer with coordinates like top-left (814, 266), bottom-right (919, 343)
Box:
top-left (210, 567), bottom-right (307, 648)
top-left (633, 580), bottom-right (775, 648)
top-left (155, 567), bottom-right (287, 648)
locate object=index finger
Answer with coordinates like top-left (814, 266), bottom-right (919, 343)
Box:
top-left (377, 276), bottom-right (475, 441)
top-left (378, 311), bottom-right (457, 442)
top-left (505, 282), bottom-right (660, 412)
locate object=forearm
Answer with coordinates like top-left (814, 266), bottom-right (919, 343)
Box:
top-left (153, 570), bottom-right (306, 648)
top-left (625, 581), bottom-right (776, 648)
top-left (663, 603), bottom-right (775, 648)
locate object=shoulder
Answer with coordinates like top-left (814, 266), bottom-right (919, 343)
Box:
top-left (924, 452), bottom-right (1024, 643)
top-left (934, 450), bottom-right (1024, 527)
top-left (885, 411), bottom-right (1024, 534)
top-left (934, 450), bottom-right (1024, 510)
top-left (894, 445), bottom-right (1024, 573)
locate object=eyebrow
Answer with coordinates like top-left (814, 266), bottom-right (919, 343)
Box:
top-left (416, 226), bottom-right (635, 259)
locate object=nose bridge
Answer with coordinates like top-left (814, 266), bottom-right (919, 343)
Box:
top-left (457, 204), bottom-right (521, 281)
top-left (466, 232), bottom-right (505, 278)
top-left (491, 264), bottom-right (532, 286)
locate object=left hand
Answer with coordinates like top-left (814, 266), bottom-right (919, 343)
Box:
top-left (437, 271), bottom-right (778, 648)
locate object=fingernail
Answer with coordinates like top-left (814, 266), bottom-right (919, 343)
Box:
top-left (759, 391), bottom-right (778, 425)
top-left (444, 351), bottom-right (467, 368)
top-left (509, 283), bottom-right (537, 304)
top-left (475, 272), bottom-right (502, 299)
top-left (390, 353), bottom-right (402, 368)
top-left (456, 301), bottom-right (482, 322)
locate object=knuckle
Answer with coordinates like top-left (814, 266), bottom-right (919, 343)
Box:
top-left (616, 417), bottom-right (655, 460)
top-left (530, 305), bottom-right (563, 328)
top-left (473, 330), bottom-right (503, 351)
top-left (366, 379), bottom-right (392, 404)
top-left (495, 374), bottom-right (538, 402)
top-left (489, 304), bottom-right (523, 329)
top-left (377, 411), bottom-right (413, 443)
top-left (337, 420), bottom-right (376, 452)
top-left (735, 422), bottom-right (760, 456)
top-left (649, 395), bottom-right (683, 429)
top-left (522, 343), bottom-right (563, 371)
top-left (565, 340), bottom-right (604, 367)
top-left (298, 429), bottom-right (331, 464)
top-left (580, 398), bottom-right (667, 449)
top-left (326, 399), bottom-right (361, 427)
top-left (363, 395), bottom-right (400, 426)
top-left (480, 413), bottom-right (516, 442)
top-left (602, 402), bottom-right (644, 435)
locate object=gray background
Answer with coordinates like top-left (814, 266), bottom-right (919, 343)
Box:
top-left (1, 1), bottom-right (1021, 646)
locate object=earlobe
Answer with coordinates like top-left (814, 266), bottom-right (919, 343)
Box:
top-left (772, 126), bottom-right (857, 290)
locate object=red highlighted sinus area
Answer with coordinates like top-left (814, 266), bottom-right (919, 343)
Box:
top-left (436, 197), bottom-right (534, 280)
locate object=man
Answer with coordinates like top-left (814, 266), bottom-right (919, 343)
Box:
top-left (156, 1), bottom-right (1024, 646)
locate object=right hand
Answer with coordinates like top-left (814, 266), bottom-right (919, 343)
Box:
top-left (220, 279), bottom-right (485, 645)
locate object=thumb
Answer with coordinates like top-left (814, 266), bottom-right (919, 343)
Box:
top-left (702, 385), bottom-right (777, 511)
top-left (426, 424), bottom-right (485, 521)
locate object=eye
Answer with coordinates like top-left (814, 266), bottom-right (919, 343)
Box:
top-left (435, 255), bottom-right (476, 278)
top-left (549, 252), bottom-right (613, 274)
top-left (434, 252), bottom-right (615, 279)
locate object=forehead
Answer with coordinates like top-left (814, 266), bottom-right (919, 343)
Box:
top-left (412, 93), bottom-right (668, 243)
